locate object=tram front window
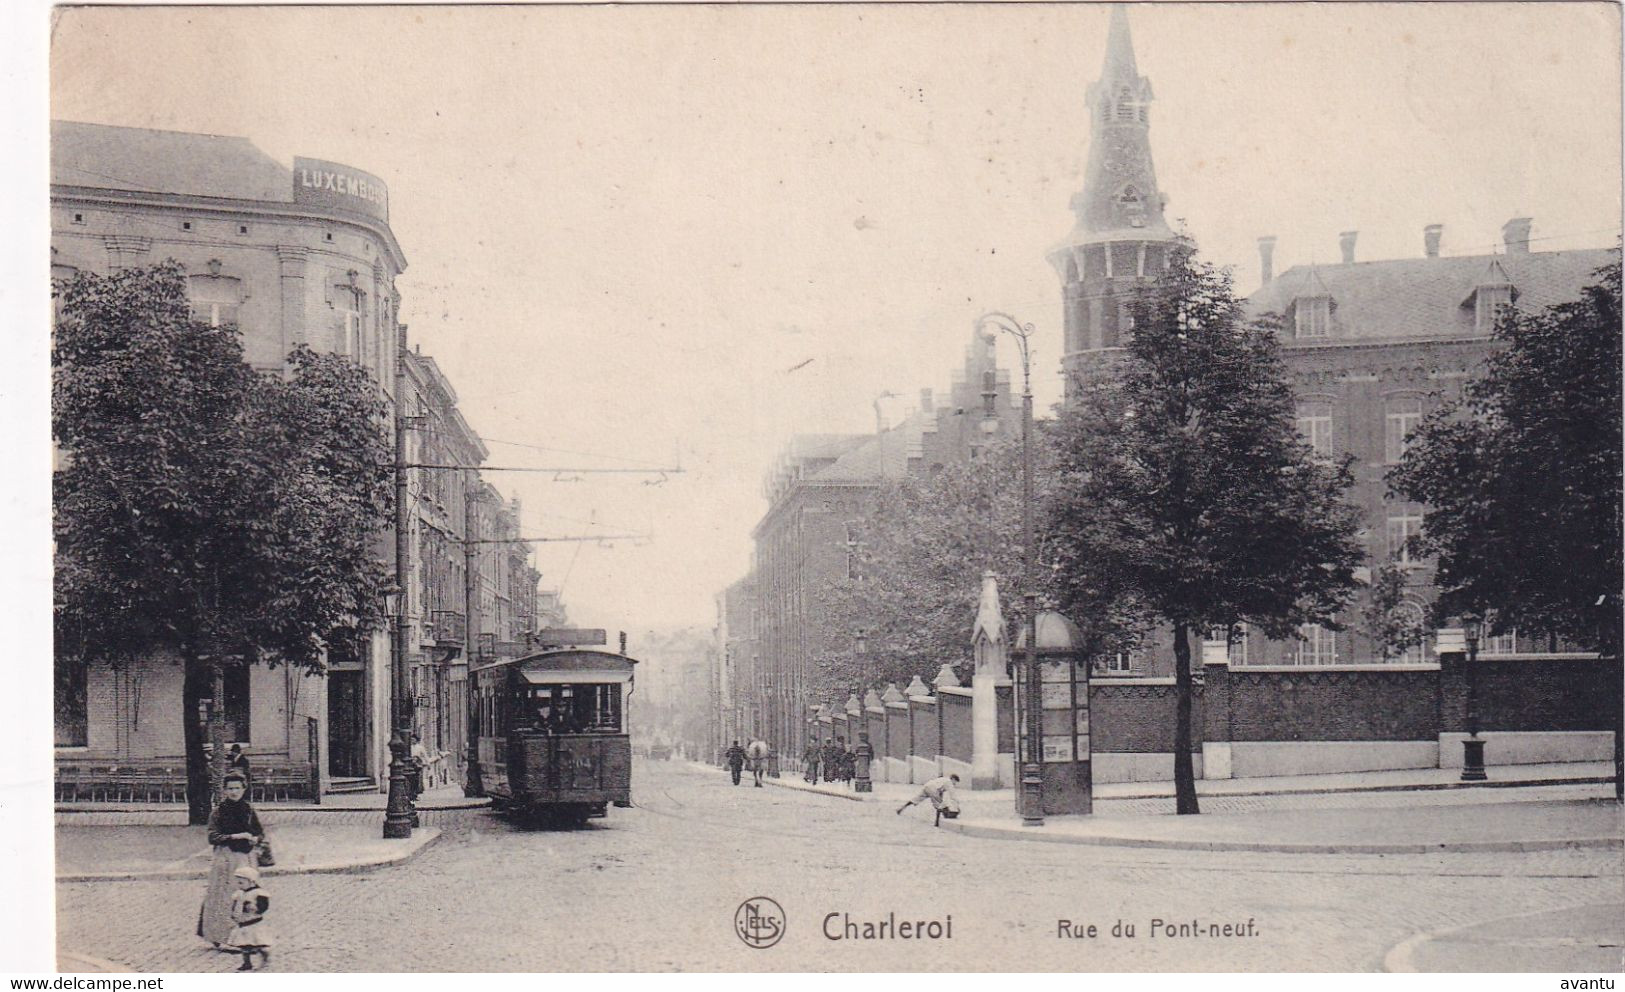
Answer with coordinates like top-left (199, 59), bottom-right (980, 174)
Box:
top-left (524, 684), bottom-right (622, 733)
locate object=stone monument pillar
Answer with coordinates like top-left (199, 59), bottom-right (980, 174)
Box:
top-left (970, 571), bottom-right (1009, 789)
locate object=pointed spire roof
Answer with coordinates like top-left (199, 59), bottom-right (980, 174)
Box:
top-left (972, 571), bottom-right (1006, 646)
top-left (1102, 4), bottom-right (1140, 82)
top-left (1051, 3), bottom-right (1173, 265)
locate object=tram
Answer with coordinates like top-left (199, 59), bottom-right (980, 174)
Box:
top-left (470, 635), bottom-right (637, 823)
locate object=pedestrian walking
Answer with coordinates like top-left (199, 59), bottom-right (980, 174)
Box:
top-left (724, 740), bottom-right (746, 786)
top-left (896, 773), bottom-right (961, 825)
top-left (802, 741), bottom-right (821, 785)
top-left (227, 744), bottom-right (253, 797)
top-left (746, 739), bottom-right (770, 786)
top-left (197, 773), bottom-right (266, 949)
top-left (227, 866), bottom-right (274, 971)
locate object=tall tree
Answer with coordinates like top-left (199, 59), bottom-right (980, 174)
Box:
top-left (1389, 252), bottom-right (1622, 796)
top-left (1389, 254), bottom-right (1622, 655)
top-left (1047, 240), bottom-right (1364, 814)
top-left (53, 263), bottom-right (393, 822)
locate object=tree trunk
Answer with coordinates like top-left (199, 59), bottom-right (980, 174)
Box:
top-left (182, 653), bottom-right (210, 825)
top-left (210, 660), bottom-right (228, 800)
top-left (1171, 622), bottom-right (1200, 815)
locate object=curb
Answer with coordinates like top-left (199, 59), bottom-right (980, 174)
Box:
top-left (57, 827), bottom-right (443, 883)
top-left (1383, 901), bottom-right (1625, 973)
top-left (938, 819), bottom-right (1624, 854)
top-left (57, 951), bottom-right (136, 973)
top-left (1100, 775), bottom-right (1617, 803)
top-left (762, 776), bottom-right (875, 803)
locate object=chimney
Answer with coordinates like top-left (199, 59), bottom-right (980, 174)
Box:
top-left (1423, 224), bottom-right (1443, 258)
top-left (1257, 236), bottom-right (1277, 285)
top-left (1502, 217), bottom-right (1533, 254)
top-left (1339, 230), bottom-right (1358, 264)
top-left (919, 388), bottom-right (933, 414)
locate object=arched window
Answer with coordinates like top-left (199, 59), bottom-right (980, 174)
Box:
top-left (1389, 602), bottom-right (1428, 664)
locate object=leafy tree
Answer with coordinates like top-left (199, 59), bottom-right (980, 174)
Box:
top-left (1389, 254), bottom-right (1622, 656)
top-left (1363, 559), bottom-right (1430, 662)
top-left (1047, 241), bottom-right (1364, 814)
top-left (809, 438), bottom-right (1055, 702)
top-left (54, 263), bottom-right (393, 822)
top-left (1389, 252), bottom-right (1622, 796)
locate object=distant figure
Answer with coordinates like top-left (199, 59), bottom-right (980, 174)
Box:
top-left (746, 739), bottom-right (770, 787)
top-left (802, 740), bottom-right (822, 785)
top-left (897, 773), bottom-right (961, 825)
top-left (227, 744), bottom-right (253, 795)
top-left (410, 733), bottom-right (431, 798)
top-left (724, 740), bottom-right (746, 786)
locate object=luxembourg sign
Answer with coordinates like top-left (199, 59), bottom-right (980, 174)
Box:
top-left (293, 157), bottom-right (389, 222)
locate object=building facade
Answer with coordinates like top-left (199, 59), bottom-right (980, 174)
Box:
top-left (1049, 11), bottom-right (1614, 670)
top-left (52, 121), bottom-right (407, 791)
top-left (51, 121), bottom-right (555, 797)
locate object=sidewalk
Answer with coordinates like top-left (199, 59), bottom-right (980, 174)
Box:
top-left (728, 762), bottom-right (1624, 854)
top-left (56, 782), bottom-right (489, 814)
top-left (57, 821), bottom-right (443, 882)
top-left (1385, 902), bottom-right (1625, 972)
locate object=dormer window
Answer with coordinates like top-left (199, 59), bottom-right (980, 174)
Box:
top-left (1293, 296), bottom-right (1331, 338)
top-left (1475, 284), bottom-right (1513, 334)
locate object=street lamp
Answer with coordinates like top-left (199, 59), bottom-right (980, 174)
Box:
top-left (384, 353), bottom-right (418, 840)
top-left (855, 628), bottom-right (869, 691)
top-left (975, 310), bottom-right (1043, 828)
top-left (1460, 619), bottom-right (1487, 781)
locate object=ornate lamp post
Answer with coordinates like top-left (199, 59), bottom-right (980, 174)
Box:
top-left (975, 310), bottom-right (1043, 828)
top-left (1460, 619), bottom-right (1487, 781)
top-left (384, 351), bottom-right (418, 839)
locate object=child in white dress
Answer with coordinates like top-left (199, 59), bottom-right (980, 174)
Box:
top-left (228, 865), bottom-right (273, 971)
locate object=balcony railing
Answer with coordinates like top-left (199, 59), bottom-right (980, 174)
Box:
top-left (430, 610), bottom-right (467, 645)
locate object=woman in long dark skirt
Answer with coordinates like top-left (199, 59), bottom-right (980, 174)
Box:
top-left (197, 773), bottom-right (264, 949)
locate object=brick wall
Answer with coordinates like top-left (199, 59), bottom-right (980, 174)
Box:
top-left (910, 697), bottom-right (940, 759)
top-left (1089, 680), bottom-right (1204, 752)
top-left (885, 705), bottom-right (910, 759)
top-left (1476, 657), bottom-right (1621, 732)
top-left (1224, 667), bottom-right (1439, 742)
top-left (939, 691), bottom-right (973, 762)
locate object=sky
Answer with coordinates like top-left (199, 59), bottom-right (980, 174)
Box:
top-left (41, 1), bottom-right (1624, 634)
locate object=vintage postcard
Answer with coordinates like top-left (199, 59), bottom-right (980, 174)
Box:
top-left (15, 0), bottom-right (1625, 977)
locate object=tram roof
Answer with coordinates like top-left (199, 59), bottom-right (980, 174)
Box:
top-left (478, 648), bottom-right (639, 684)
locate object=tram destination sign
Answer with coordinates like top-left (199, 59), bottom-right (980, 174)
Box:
top-left (534, 628), bottom-right (608, 648)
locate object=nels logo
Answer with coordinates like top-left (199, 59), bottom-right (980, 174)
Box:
top-left (734, 897), bottom-right (785, 949)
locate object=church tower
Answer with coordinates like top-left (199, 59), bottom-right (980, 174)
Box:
top-left (1049, 4), bottom-right (1178, 395)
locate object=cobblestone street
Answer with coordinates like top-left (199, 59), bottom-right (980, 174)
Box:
top-left (56, 761), bottom-right (1624, 972)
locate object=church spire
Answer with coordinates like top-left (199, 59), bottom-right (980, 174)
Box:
top-left (1060, 3), bottom-right (1171, 245)
top-left (1102, 3), bottom-right (1140, 83)
top-left (1049, 4), bottom-right (1179, 383)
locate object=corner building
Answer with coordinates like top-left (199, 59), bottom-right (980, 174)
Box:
top-left (51, 121), bottom-right (407, 794)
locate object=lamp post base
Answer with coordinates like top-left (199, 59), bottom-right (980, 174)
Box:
top-left (382, 730), bottom-right (415, 839)
top-left (1460, 736), bottom-right (1488, 782)
top-left (1019, 762), bottom-right (1045, 827)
